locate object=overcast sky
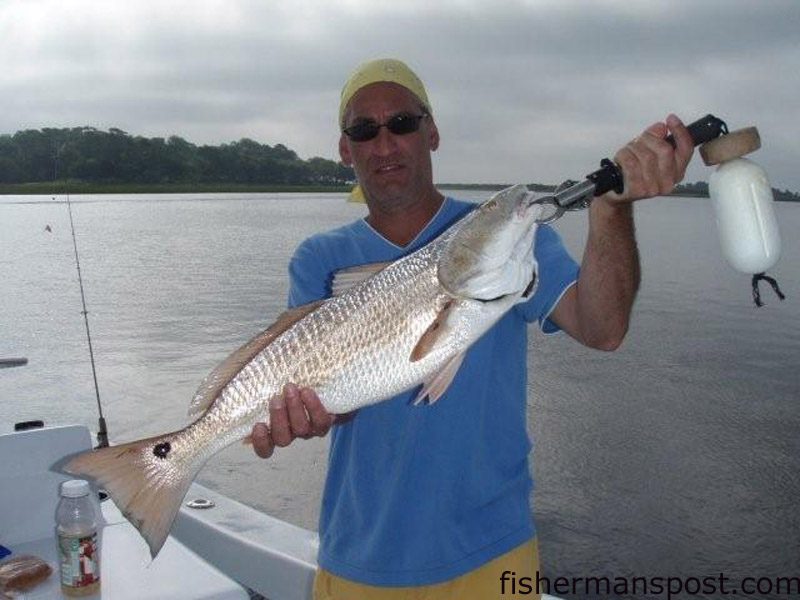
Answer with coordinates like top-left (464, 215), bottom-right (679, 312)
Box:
top-left (3, 0), bottom-right (798, 190)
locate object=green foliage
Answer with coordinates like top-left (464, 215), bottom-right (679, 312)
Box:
top-left (772, 188), bottom-right (800, 203)
top-left (0, 127), bottom-right (354, 186)
top-left (673, 181), bottom-right (798, 202)
top-left (672, 181), bottom-right (710, 197)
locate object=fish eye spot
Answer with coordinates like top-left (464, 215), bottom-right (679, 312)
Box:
top-left (153, 442), bottom-right (171, 459)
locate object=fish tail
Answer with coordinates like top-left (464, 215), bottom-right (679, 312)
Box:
top-left (64, 430), bottom-right (200, 558)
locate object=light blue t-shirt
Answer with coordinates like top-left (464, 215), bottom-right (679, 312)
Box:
top-left (287, 197), bottom-right (579, 587)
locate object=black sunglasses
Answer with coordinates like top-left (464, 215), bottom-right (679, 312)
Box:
top-left (343, 112), bottom-right (429, 142)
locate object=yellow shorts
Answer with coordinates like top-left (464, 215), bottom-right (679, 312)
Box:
top-left (313, 538), bottom-right (540, 600)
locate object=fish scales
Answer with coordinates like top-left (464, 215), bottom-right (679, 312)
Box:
top-left (141, 236), bottom-right (456, 473)
top-left (255, 238), bottom-right (449, 417)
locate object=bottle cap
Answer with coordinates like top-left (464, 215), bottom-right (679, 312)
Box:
top-left (60, 479), bottom-right (91, 498)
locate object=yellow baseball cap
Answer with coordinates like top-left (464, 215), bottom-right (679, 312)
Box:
top-left (338, 58), bottom-right (431, 129)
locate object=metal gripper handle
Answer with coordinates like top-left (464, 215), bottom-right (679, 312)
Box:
top-left (588, 114), bottom-right (729, 196)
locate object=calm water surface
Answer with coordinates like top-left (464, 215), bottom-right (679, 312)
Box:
top-left (1, 192), bottom-right (798, 598)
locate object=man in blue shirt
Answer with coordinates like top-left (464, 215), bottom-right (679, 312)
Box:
top-left (251, 58), bottom-right (694, 599)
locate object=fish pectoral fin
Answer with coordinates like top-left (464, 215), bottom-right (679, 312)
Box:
top-left (331, 262), bottom-right (393, 296)
top-left (409, 300), bottom-right (457, 363)
top-left (187, 300), bottom-right (325, 420)
top-left (413, 352), bottom-right (466, 406)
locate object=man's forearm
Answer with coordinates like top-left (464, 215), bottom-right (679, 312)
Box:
top-left (574, 198), bottom-right (640, 350)
top-left (554, 114), bottom-right (693, 350)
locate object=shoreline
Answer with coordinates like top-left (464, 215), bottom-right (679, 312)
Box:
top-left (0, 181), bottom-right (796, 202)
top-left (0, 182), bottom-right (522, 195)
top-left (0, 182), bottom-right (353, 195)
top-left (0, 182), bottom-right (521, 196)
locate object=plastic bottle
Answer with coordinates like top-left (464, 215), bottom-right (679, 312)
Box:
top-left (56, 479), bottom-right (101, 597)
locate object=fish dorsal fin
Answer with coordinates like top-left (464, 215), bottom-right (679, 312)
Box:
top-left (410, 300), bottom-right (456, 363)
top-left (413, 352), bottom-right (466, 405)
top-left (331, 262), bottom-right (392, 296)
top-left (187, 300), bottom-right (325, 420)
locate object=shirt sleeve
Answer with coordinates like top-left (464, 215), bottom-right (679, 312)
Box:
top-left (287, 236), bottom-right (332, 308)
top-left (513, 224), bottom-right (579, 333)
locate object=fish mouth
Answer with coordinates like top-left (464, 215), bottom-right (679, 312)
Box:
top-left (508, 192), bottom-right (547, 225)
top-left (519, 192), bottom-right (542, 216)
top-left (519, 192), bottom-right (556, 223)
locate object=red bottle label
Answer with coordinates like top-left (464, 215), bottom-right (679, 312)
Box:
top-left (58, 532), bottom-right (100, 587)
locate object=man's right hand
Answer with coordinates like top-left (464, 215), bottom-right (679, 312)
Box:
top-left (250, 383), bottom-right (336, 459)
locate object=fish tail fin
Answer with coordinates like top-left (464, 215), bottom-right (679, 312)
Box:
top-left (64, 430), bottom-right (200, 558)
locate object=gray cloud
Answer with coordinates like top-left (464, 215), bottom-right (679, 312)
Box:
top-left (2, 0), bottom-right (798, 189)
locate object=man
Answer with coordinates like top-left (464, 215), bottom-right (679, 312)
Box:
top-left (251, 58), bottom-right (693, 599)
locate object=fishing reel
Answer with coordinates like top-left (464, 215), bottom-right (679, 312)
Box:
top-left (535, 114), bottom-right (784, 306)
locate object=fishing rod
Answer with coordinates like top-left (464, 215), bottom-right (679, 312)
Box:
top-left (64, 194), bottom-right (109, 448)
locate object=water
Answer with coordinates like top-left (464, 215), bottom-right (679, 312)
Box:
top-left (1, 192), bottom-right (798, 598)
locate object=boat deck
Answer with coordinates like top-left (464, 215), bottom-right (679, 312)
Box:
top-left (0, 425), bottom-right (246, 599)
top-left (2, 424), bottom-right (562, 599)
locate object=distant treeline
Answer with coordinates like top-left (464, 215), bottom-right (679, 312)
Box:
top-left (2, 127), bottom-right (797, 202)
top-left (673, 181), bottom-right (799, 203)
top-left (443, 181), bottom-right (799, 202)
top-left (0, 127), bottom-right (354, 185)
